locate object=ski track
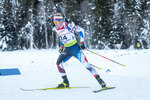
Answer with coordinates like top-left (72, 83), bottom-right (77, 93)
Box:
top-left (0, 49), bottom-right (150, 100)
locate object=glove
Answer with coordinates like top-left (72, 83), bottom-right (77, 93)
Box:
top-left (59, 46), bottom-right (64, 53)
top-left (80, 42), bottom-right (85, 50)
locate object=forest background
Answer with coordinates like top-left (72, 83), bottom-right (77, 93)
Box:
top-left (0, 0), bottom-right (150, 51)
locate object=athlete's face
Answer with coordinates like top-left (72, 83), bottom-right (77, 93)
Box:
top-left (54, 19), bottom-right (63, 28)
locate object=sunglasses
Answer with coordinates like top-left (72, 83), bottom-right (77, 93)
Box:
top-left (54, 19), bottom-right (62, 24)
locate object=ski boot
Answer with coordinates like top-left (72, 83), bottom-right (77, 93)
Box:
top-left (57, 75), bottom-right (69, 88)
top-left (95, 75), bottom-right (106, 88)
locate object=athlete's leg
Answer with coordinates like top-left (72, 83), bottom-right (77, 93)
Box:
top-left (56, 50), bottom-right (72, 87)
top-left (56, 52), bottom-right (71, 77)
top-left (75, 50), bottom-right (98, 76)
top-left (75, 50), bottom-right (106, 88)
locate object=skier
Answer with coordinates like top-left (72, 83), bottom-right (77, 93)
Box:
top-left (53, 13), bottom-right (106, 88)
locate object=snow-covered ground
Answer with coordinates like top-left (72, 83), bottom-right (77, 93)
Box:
top-left (0, 49), bottom-right (150, 100)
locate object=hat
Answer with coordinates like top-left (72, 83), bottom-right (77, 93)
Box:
top-left (53, 13), bottom-right (63, 20)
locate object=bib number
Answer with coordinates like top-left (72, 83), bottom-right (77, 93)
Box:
top-left (60, 35), bottom-right (67, 40)
top-left (60, 35), bottom-right (75, 41)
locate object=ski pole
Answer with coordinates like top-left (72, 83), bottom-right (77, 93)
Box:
top-left (85, 49), bottom-right (126, 67)
top-left (89, 63), bottom-right (111, 73)
top-left (73, 55), bottom-right (109, 72)
top-left (73, 56), bottom-right (103, 70)
top-left (89, 63), bottom-right (102, 70)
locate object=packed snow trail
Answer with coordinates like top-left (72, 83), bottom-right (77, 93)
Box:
top-left (0, 49), bottom-right (150, 100)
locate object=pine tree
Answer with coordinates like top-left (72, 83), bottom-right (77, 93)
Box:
top-left (1, 0), bottom-right (18, 51)
top-left (91, 0), bottom-right (114, 49)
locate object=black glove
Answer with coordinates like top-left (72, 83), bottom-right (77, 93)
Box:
top-left (59, 46), bottom-right (64, 53)
top-left (80, 42), bottom-right (85, 50)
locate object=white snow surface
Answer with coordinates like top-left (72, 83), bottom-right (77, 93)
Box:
top-left (0, 49), bottom-right (150, 100)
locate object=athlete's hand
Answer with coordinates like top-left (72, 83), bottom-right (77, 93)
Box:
top-left (80, 42), bottom-right (85, 50)
top-left (59, 46), bottom-right (64, 53)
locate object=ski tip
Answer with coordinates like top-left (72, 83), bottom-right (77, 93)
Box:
top-left (93, 87), bottom-right (116, 93)
top-left (20, 88), bottom-right (32, 91)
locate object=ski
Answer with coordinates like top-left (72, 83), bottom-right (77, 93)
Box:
top-left (21, 86), bottom-right (115, 92)
top-left (20, 86), bottom-right (89, 91)
top-left (93, 87), bottom-right (115, 93)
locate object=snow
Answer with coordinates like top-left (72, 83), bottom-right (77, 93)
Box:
top-left (86, 21), bottom-right (90, 25)
top-left (0, 49), bottom-right (150, 100)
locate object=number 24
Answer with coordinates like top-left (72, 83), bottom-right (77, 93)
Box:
top-left (60, 35), bottom-right (67, 40)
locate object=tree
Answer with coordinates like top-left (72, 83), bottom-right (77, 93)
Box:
top-left (0, 0), bottom-right (18, 51)
top-left (91, 0), bottom-right (114, 49)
